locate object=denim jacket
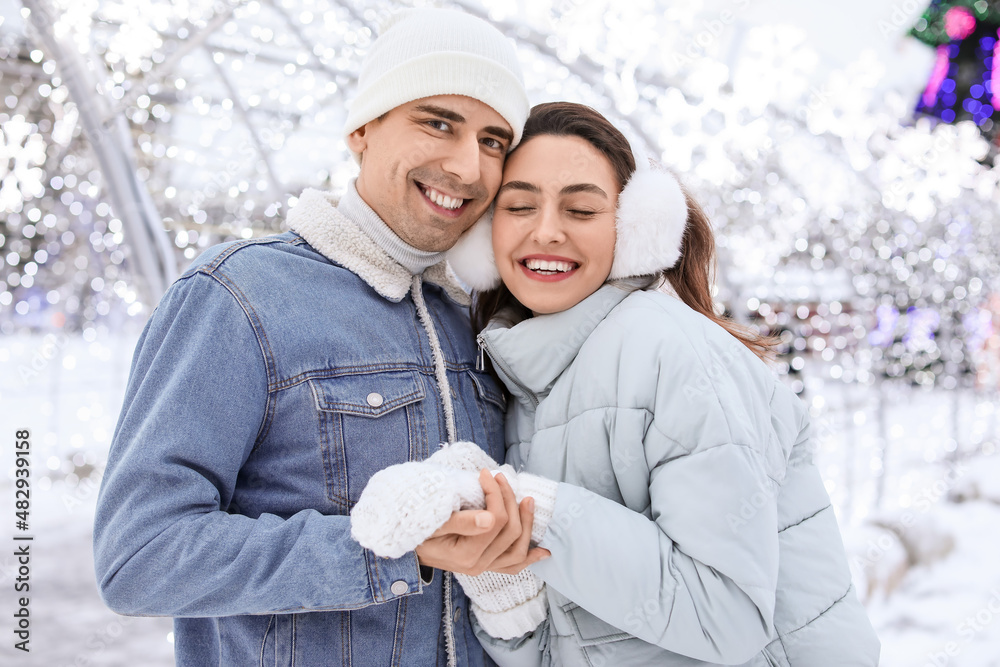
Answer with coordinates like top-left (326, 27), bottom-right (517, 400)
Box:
top-left (93, 188), bottom-right (506, 666)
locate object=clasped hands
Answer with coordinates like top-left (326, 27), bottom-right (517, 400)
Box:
top-left (350, 442), bottom-right (551, 576)
top-left (417, 467), bottom-right (549, 575)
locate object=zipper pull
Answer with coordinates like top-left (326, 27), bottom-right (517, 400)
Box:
top-left (476, 336), bottom-right (486, 371)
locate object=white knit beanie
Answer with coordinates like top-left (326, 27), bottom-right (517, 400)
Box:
top-left (343, 8), bottom-right (529, 157)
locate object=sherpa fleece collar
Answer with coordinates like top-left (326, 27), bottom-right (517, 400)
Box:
top-left (287, 188), bottom-right (470, 305)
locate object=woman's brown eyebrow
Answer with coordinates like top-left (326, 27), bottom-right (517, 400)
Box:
top-left (498, 181), bottom-right (608, 197)
top-left (560, 183), bottom-right (607, 198)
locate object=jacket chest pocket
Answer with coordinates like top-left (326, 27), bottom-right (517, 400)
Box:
top-left (310, 371), bottom-right (427, 510)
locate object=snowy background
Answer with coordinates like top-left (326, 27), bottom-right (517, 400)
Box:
top-left (2, 0), bottom-right (1000, 665)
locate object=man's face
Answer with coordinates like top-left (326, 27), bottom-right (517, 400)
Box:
top-left (347, 95), bottom-right (513, 252)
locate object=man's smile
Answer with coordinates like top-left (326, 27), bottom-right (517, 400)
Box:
top-left (416, 181), bottom-right (473, 218)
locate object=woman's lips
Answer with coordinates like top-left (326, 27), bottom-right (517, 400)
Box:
top-left (517, 260), bottom-right (580, 282)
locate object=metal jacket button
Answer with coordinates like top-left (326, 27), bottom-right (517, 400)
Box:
top-left (390, 580), bottom-right (409, 596)
top-left (367, 392), bottom-right (384, 408)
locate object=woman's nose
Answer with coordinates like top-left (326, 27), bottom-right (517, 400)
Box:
top-left (530, 205), bottom-right (566, 244)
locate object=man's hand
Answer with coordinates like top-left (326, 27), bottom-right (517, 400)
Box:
top-left (416, 469), bottom-right (551, 576)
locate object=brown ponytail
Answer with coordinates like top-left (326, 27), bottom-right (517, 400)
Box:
top-left (662, 192), bottom-right (779, 361)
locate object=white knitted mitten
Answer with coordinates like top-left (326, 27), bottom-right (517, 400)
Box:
top-left (427, 442), bottom-right (557, 544)
top-left (495, 465), bottom-right (557, 546)
top-left (427, 440), bottom-right (556, 544)
top-left (350, 449), bottom-right (559, 559)
top-left (426, 440), bottom-right (500, 472)
top-left (350, 461), bottom-right (486, 559)
top-left (454, 569), bottom-right (548, 640)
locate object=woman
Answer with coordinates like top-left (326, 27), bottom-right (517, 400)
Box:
top-left (351, 102), bottom-right (880, 666)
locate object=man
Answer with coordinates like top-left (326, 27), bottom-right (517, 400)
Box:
top-left (93, 9), bottom-right (544, 665)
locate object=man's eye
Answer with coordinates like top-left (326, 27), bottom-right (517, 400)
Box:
top-left (426, 120), bottom-right (450, 132)
top-left (481, 137), bottom-right (503, 150)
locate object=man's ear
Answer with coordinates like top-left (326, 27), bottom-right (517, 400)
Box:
top-left (346, 124), bottom-right (368, 157)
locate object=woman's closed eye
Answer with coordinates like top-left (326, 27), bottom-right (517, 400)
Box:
top-left (500, 204), bottom-right (536, 214)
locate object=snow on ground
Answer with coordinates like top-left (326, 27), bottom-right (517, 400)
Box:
top-left (864, 499), bottom-right (1000, 667)
top-left (0, 475), bottom-right (175, 666)
top-left (1, 331), bottom-right (999, 666)
top-left (0, 332), bottom-right (174, 666)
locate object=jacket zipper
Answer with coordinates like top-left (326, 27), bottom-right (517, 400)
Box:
top-left (476, 334), bottom-right (539, 409)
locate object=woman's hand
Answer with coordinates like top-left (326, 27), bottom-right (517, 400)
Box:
top-left (416, 470), bottom-right (550, 575)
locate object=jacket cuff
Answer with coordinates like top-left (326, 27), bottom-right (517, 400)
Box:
top-left (364, 548), bottom-right (422, 602)
top-left (468, 585), bottom-right (548, 640)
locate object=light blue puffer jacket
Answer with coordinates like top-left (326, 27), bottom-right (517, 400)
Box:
top-left (471, 282), bottom-right (880, 666)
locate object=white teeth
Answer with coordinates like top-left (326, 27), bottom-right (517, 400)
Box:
top-left (524, 258), bottom-right (576, 273)
top-left (422, 185), bottom-right (463, 210)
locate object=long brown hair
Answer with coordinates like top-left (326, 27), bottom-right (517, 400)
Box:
top-left (472, 102), bottom-right (778, 362)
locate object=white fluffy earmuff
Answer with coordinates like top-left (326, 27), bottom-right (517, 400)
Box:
top-left (608, 155), bottom-right (689, 280)
top-left (445, 207), bottom-right (502, 291)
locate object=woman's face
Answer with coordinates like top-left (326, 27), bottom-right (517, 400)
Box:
top-left (492, 134), bottom-right (619, 315)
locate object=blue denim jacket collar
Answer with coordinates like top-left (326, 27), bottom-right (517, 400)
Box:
top-left (287, 187), bottom-right (470, 306)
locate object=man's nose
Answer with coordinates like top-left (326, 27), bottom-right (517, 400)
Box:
top-left (440, 134), bottom-right (482, 184)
